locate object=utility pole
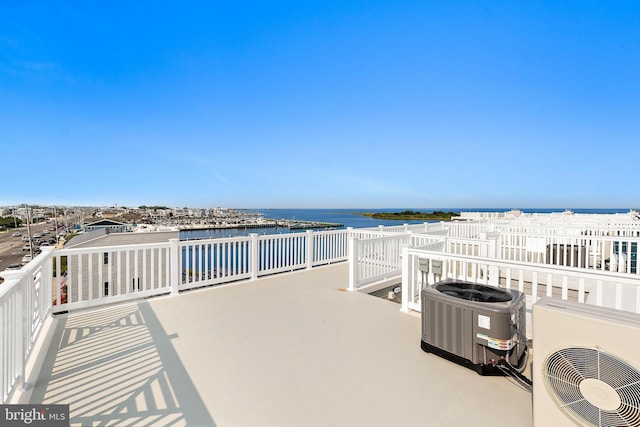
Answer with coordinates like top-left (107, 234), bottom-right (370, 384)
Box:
top-left (26, 204), bottom-right (33, 260)
top-left (53, 206), bottom-right (59, 241)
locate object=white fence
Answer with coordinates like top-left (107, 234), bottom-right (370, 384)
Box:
top-left (0, 247), bottom-right (53, 404)
top-left (347, 232), bottom-right (445, 291)
top-left (51, 229), bottom-right (349, 312)
top-left (449, 214), bottom-right (640, 239)
top-left (498, 232), bottom-right (640, 274)
top-left (438, 227), bottom-right (640, 275)
top-left (401, 247), bottom-right (640, 318)
top-left (180, 230), bottom-right (348, 290)
top-left (53, 241), bottom-right (173, 311)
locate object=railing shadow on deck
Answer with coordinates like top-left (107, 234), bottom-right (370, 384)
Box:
top-left (29, 301), bottom-right (216, 426)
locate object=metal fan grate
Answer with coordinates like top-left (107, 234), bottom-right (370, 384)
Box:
top-left (543, 347), bottom-right (640, 427)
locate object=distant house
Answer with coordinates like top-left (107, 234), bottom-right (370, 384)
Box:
top-left (82, 219), bottom-right (131, 234)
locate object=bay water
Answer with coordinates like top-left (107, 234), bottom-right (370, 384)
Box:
top-left (180, 207), bottom-right (630, 240)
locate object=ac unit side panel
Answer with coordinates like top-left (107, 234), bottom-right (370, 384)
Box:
top-left (532, 297), bottom-right (640, 427)
top-left (422, 295), bottom-right (470, 358)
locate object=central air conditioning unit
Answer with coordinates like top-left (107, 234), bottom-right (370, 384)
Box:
top-left (533, 297), bottom-right (640, 427)
top-left (421, 279), bottom-right (528, 375)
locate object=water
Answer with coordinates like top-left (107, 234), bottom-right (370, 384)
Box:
top-left (180, 207), bottom-right (632, 240)
top-left (180, 208), bottom-right (431, 240)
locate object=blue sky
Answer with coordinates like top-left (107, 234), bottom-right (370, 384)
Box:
top-left (1, 1), bottom-right (639, 209)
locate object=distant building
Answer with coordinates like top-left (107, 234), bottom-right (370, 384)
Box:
top-left (82, 219), bottom-right (131, 234)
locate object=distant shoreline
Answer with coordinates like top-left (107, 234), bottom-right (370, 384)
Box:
top-left (357, 210), bottom-right (460, 221)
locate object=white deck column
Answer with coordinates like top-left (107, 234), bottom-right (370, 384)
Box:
top-left (169, 239), bottom-right (180, 295)
top-left (306, 230), bottom-right (313, 269)
top-left (401, 245), bottom-right (410, 312)
top-left (348, 234), bottom-right (357, 291)
top-left (250, 234), bottom-right (259, 280)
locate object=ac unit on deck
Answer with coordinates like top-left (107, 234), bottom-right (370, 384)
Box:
top-left (421, 279), bottom-right (528, 376)
top-left (533, 297), bottom-right (640, 427)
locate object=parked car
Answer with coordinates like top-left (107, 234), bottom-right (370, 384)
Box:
top-left (21, 254), bottom-right (32, 264)
top-left (22, 235), bottom-right (30, 241)
top-left (12, 231), bottom-right (21, 237)
top-left (6, 263), bottom-right (22, 270)
top-left (22, 244), bottom-right (31, 251)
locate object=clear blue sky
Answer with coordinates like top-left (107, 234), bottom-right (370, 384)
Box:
top-left (2, 1), bottom-right (639, 209)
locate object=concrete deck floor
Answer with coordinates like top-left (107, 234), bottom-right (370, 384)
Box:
top-left (29, 263), bottom-right (532, 426)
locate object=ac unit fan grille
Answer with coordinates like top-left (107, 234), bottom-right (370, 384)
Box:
top-left (543, 347), bottom-right (640, 427)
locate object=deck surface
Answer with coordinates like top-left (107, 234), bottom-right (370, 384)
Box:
top-left (29, 263), bottom-right (532, 426)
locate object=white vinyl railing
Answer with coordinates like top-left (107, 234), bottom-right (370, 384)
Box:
top-left (53, 241), bottom-right (174, 311)
top-left (311, 229), bottom-right (349, 265)
top-left (449, 214), bottom-right (640, 238)
top-left (348, 234), bottom-right (409, 290)
top-left (347, 232), bottom-right (445, 290)
top-left (179, 230), bottom-right (349, 290)
top-left (401, 247), bottom-right (640, 317)
top-left (356, 222), bottom-right (444, 235)
top-left (49, 229), bottom-right (348, 312)
top-left (0, 247), bottom-right (54, 404)
top-left (499, 232), bottom-right (640, 274)
top-left (180, 236), bottom-right (252, 289)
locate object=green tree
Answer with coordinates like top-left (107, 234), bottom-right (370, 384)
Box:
top-left (0, 216), bottom-right (23, 229)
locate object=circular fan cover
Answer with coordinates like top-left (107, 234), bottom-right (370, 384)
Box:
top-left (435, 282), bottom-right (512, 303)
top-left (543, 347), bottom-right (640, 427)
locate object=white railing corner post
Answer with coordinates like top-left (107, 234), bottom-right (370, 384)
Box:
top-left (306, 230), bottom-right (314, 269)
top-left (169, 238), bottom-right (180, 295)
top-left (403, 223), bottom-right (409, 233)
top-left (250, 233), bottom-right (259, 280)
top-left (401, 244), bottom-right (410, 312)
top-left (348, 235), bottom-right (358, 291)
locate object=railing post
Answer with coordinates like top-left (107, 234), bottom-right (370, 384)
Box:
top-left (403, 223), bottom-right (409, 233)
top-left (348, 234), bottom-right (357, 291)
top-left (306, 230), bottom-right (314, 269)
top-left (40, 247), bottom-right (55, 318)
top-left (18, 277), bottom-right (26, 392)
top-left (169, 239), bottom-right (180, 295)
top-left (401, 245), bottom-right (410, 312)
top-left (487, 234), bottom-right (500, 286)
top-left (250, 233), bottom-right (259, 280)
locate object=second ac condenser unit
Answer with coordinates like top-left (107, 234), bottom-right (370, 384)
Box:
top-left (532, 297), bottom-right (640, 427)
